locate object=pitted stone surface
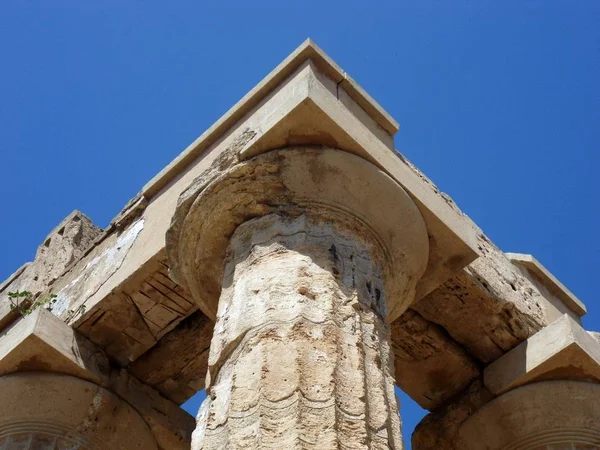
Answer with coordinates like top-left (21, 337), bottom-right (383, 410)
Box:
top-left (0, 373), bottom-right (157, 450)
top-left (413, 221), bottom-right (546, 363)
top-left (193, 214), bottom-right (406, 450)
top-left (167, 146), bottom-right (429, 322)
top-left (0, 211), bottom-right (102, 330)
top-left (411, 380), bottom-right (493, 450)
top-left (0, 211), bottom-right (102, 298)
top-left (455, 381), bottom-right (600, 450)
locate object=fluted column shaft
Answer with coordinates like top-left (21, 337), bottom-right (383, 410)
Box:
top-left (193, 213), bottom-right (403, 450)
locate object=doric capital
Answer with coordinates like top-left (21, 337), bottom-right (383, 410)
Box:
top-left (167, 147), bottom-right (429, 321)
top-left (163, 40), bottom-right (478, 323)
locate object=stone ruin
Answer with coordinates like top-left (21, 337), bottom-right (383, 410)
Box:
top-left (1, 40), bottom-right (598, 450)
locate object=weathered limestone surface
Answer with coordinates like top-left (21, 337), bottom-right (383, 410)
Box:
top-left (484, 314), bottom-right (600, 395)
top-left (0, 211), bottom-right (102, 330)
top-left (0, 308), bottom-right (195, 450)
top-left (413, 247), bottom-right (544, 364)
top-left (411, 380), bottom-right (493, 450)
top-left (192, 214), bottom-right (407, 449)
top-left (455, 381), bottom-right (600, 449)
top-left (0, 373), bottom-right (157, 450)
top-left (129, 310), bottom-right (213, 404)
top-left (390, 310), bottom-right (479, 410)
top-left (406, 162), bottom-right (547, 363)
top-left (167, 147), bottom-right (431, 323)
top-left (53, 246), bottom-right (197, 366)
top-left (0, 211), bottom-right (102, 296)
top-left (507, 253), bottom-right (587, 320)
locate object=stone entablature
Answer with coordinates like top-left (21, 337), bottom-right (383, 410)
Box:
top-left (413, 312), bottom-right (600, 449)
top-left (0, 40), bottom-right (597, 449)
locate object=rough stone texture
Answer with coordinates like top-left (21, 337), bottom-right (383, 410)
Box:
top-left (413, 238), bottom-right (545, 363)
top-left (71, 253), bottom-right (197, 366)
top-left (0, 373), bottom-right (157, 450)
top-left (193, 214), bottom-right (406, 450)
top-left (129, 310), bottom-right (214, 404)
top-left (0, 308), bottom-right (195, 450)
top-left (507, 253), bottom-right (586, 321)
top-left (0, 211), bottom-right (102, 330)
top-left (484, 314), bottom-right (600, 395)
top-left (407, 161), bottom-right (547, 363)
top-left (411, 380), bottom-right (493, 450)
top-left (167, 147), bottom-right (430, 322)
top-left (455, 380), bottom-right (600, 449)
top-left (50, 219), bottom-right (145, 322)
top-left (0, 210), bottom-right (102, 296)
top-left (390, 310), bottom-right (480, 410)
top-left (76, 291), bottom-right (157, 366)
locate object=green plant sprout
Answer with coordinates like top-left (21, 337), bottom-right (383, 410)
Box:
top-left (7, 290), bottom-right (58, 317)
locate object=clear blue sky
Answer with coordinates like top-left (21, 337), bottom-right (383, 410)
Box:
top-left (1, 2), bottom-right (598, 447)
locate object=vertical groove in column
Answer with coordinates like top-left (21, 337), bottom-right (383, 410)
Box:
top-left (192, 214), bottom-right (404, 450)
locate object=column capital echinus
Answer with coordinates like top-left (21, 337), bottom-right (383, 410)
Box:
top-left (167, 147), bottom-right (429, 323)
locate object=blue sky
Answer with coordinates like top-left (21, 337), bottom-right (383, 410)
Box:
top-left (1, 2), bottom-right (598, 447)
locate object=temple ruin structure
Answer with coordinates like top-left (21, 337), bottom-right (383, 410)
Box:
top-left (1, 40), bottom-right (598, 449)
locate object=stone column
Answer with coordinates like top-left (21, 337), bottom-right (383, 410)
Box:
top-left (197, 213), bottom-right (403, 448)
top-left (167, 148), bottom-right (430, 449)
top-left (455, 380), bottom-right (600, 449)
top-left (0, 373), bottom-right (157, 450)
top-left (0, 307), bottom-right (194, 450)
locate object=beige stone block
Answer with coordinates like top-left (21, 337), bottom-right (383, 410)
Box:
top-left (484, 314), bottom-right (600, 396)
top-left (391, 310), bottom-right (480, 410)
top-left (506, 252), bottom-right (587, 321)
top-left (0, 309), bottom-right (194, 450)
top-left (413, 228), bottom-right (548, 364)
top-left (0, 211), bottom-right (102, 333)
top-left (0, 307), bottom-right (108, 383)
